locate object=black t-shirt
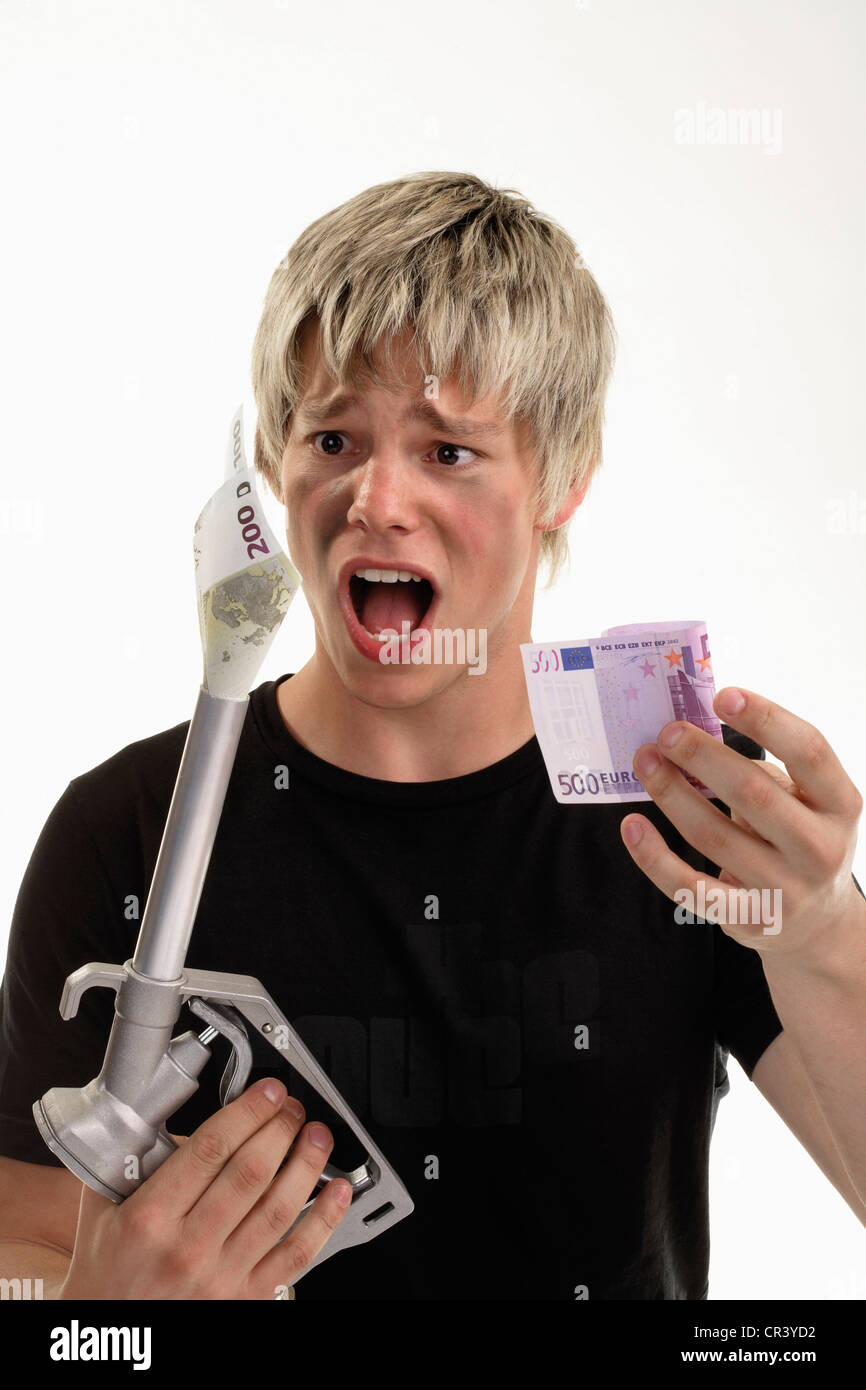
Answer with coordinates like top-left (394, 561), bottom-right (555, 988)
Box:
top-left (0, 673), bottom-right (786, 1300)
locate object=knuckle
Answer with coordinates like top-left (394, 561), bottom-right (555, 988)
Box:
top-left (676, 730), bottom-right (700, 761)
top-left (163, 1232), bottom-right (205, 1282)
top-left (232, 1154), bottom-right (270, 1194)
top-left (319, 1188), bottom-right (349, 1231)
top-left (286, 1234), bottom-right (313, 1276)
top-left (807, 828), bottom-right (841, 873)
top-left (276, 1104), bottom-right (304, 1140)
top-left (297, 1143), bottom-right (328, 1183)
top-left (302, 1125), bottom-right (333, 1160)
top-left (208, 1272), bottom-right (237, 1301)
top-left (798, 725), bottom-right (828, 773)
top-left (241, 1084), bottom-right (281, 1127)
top-left (647, 765), bottom-right (676, 798)
top-left (121, 1200), bottom-right (166, 1250)
top-left (754, 699), bottom-right (776, 742)
top-left (189, 1127), bottom-right (232, 1173)
top-left (827, 835), bottom-right (849, 874)
top-left (703, 818), bottom-right (732, 860)
top-left (264, 1196), bottom-right (297, 1237)
top-left (742, 771), bottom-right (775, 815)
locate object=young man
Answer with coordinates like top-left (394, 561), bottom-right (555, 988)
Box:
top-left (1, 172), bottom-right (864, 1301)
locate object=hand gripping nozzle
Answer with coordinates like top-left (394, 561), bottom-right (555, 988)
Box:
top-left (33, 958), bottom-right (414, 1283)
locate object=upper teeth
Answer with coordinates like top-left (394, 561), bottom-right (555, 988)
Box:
top-left (353, 568), bottom-right (424, 583)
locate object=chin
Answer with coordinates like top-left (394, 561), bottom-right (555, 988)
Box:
top-left (333, 651), bottom-right (463, 711)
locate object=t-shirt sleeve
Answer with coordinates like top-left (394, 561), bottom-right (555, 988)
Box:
top-left (705, 725), bottom-right (784, 1081)
top-left (0, 780), bottom-right (126, 1165)
top-left (711, 923), bottom-right (783, 1080)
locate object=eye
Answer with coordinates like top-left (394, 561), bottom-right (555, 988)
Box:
top-left (307, 432), bottom-right (479, 467)
top-left (311, 431), bottom-right (351, 456)
top-left (431, 442), bottom-right (478, 467)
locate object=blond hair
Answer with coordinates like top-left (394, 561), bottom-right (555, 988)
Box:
top-left (250, 171), bottom-right (616, 585)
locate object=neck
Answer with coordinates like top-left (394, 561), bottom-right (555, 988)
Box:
top-left (276, 637), bottom-right (536, 781)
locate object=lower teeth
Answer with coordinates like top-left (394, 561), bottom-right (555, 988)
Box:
top-left (363, 626), bottom-right (420, 642)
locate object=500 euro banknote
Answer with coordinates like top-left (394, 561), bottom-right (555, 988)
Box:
top-left (521, 621), bottom-right (723, 804)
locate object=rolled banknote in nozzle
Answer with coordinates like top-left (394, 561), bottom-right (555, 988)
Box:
top-left (194, 405), bottom-right (300, 698)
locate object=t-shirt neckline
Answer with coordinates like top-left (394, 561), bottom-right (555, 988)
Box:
top-left (250, 673), bottom-right (545, 807)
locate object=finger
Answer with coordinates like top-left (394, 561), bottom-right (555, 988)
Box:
top-left (620, 813), bottom-right (767, 935)
top-left (632, 744), bottom-right (784, 884)
top-left (648, 722), bottom-right (815, 860)
top-left (182, 1097), bottom-right (307, 1249)
top-left (127, 1077), bottom-right (289, 1222)
top-left (713, 687), bottom-right (864, 820)
top-left (729, 763), bottom-right (793, 836)
top-left (723, 761), bottom-right (788, 834)
top-left (621, 812), bottom-right (714, 902)
top-left (247, 1171), bottom-right (353, 1298)
top-left (719, 867), bottom-right (746, 889)
top-left (223, 1121), bottom-right (344, 1276)
top-left (76, 1181), bottom-right (117, 1226)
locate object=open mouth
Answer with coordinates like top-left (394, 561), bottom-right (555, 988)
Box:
top-left (348, 567), bottom-right (435, 640)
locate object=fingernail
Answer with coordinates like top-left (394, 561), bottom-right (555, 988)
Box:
top-left (635, 748), bottom-right (660, 778)
top-left (622, 818), bottom-right (644, 847)
top-left (719, 688), bottom-right (745, 716)
top-left (334, 1182), bottom-right (352, 1207)
top-left (309, 1123), bottom-right (331, 1149)
top-left (283, 1097), bottom-right (304, 1120)
top-left (261, 1079), bottom-right (285, 1104)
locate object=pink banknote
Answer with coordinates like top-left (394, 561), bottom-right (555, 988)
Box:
top-left (521, 620), bottom-right (723, 804)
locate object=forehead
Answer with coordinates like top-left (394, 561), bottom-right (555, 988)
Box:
top-left (297, 316), bottom-right (423, 395)
top-left (294, 317), bottom-right (530, 448)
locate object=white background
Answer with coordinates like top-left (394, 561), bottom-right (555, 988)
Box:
top-left (1, 0), bottom-right (864, 1299)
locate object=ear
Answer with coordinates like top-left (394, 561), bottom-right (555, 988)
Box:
top-left (536, 466), bottom-right (591, 533)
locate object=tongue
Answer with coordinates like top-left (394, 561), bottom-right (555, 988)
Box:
top-left (363, 580), bottom-right (427, 633)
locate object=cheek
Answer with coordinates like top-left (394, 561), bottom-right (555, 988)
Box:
top-left (449, 480), bottom-right (534, 566)
top-left (444, 489), bottom-right (535, 617)
top-left (280, 466), bottom-right (328, 548)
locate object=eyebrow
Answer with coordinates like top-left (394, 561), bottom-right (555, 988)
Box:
top-left (296, 390), bottom-right (507, 440)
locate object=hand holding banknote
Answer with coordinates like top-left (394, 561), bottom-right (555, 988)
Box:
top-left (522, 620), bottom-right (865, 966)
top-left (523, 621), bottom-right (865, 963)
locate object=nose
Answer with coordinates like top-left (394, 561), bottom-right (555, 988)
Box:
top-left (346, 452), bottom-right (419, 534)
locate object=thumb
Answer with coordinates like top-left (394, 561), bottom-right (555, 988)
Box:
top-left (74, 1179), bottom-right (120, 1228)
top-left (77, 1137), bottom-right (190, 1208)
